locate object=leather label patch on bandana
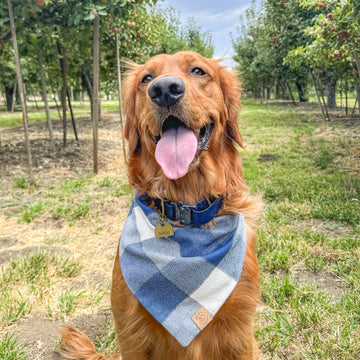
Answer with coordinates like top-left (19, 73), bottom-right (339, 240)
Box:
top-left (191, 306), bottom-right (213, 330)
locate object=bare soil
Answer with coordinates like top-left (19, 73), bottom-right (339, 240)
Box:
top-left (0, 112), bottom-right (126, 359)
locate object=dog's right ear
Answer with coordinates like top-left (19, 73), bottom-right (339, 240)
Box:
top-left (123, 63), bottom-right (141, 154)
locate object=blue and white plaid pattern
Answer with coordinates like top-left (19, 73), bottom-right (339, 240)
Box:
top-left (119, 195), bottom-right (247, 347)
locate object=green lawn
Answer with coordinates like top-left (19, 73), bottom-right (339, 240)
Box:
top-left (0, 100), bottom-right (359, 359)
top-left (240, 100), bottom-right (360, 359)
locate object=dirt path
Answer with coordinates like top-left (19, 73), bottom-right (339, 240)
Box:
top-left (0, 113), bottom-right (129, 359)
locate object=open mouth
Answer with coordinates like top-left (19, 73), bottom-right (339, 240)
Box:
top-left (152, 116), bottom-right (214, 180)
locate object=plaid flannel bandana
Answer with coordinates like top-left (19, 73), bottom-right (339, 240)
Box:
top-left (119, 194), bottom-right (247, 347)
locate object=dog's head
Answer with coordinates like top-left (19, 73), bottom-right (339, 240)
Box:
top-left (123, 51), bottom-right (247, 203)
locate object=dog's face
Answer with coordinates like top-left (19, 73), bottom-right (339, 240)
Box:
top-left (124, 51), bottom-right (245, 201)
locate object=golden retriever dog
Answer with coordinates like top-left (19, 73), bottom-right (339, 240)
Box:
top-left (61, 51), bottom-right (261, 360)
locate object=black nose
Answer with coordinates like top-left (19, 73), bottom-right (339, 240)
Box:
top-left (148, 76), bottom-right (185, 108)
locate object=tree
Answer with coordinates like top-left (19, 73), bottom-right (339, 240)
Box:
top-left (7, 0), bottom-right (34, 183)
top-left (286, 0), bottom-right (360, 116)
top-left (232, 0), bottom-right (317, 101)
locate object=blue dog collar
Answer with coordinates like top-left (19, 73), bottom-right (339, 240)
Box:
top-left (152, 195), bottom-right (224, 225)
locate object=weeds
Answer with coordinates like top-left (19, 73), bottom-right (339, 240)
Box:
top-left (0, 252), bottom-right (82, 324)
top-left (57, 289), bottom-right (85, 320)
top-left (0, 334), bottom-right (27, 360)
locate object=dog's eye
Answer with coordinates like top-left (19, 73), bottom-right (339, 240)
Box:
top-left (141, 75), bottom-right (153, 84)
top-left (191, 67), bottom-right (206, 76)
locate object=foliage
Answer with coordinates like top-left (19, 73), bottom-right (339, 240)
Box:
top-left (232, 0), bottom-right (317, 100)
top-left (0, 0), bottom-right (214, 107)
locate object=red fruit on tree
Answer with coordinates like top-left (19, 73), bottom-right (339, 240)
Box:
top-left (112, 27), bottom-right (119, 34)
top-left (137, 30), bottom-right (140, 36)
top-left (36, 0), bottom-right (44, 5)
top-left (327, 13), bottom-right (332, 20)
top-left (322, 22), bottom-right (326, 27)
top-left (321, 29), bottom-right (325, 34)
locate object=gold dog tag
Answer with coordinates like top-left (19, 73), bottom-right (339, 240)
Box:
top-left (155, 198), bottom-right (174, 238)
top-left (155, 221), bottom-right (174, 238)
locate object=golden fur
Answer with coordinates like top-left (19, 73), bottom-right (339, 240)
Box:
top-left (61, 51), bottom-right (261, 360)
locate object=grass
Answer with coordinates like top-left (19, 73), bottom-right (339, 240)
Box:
top-left (0, 100), bottom-right (118, 128)
top-left (0, 252), bottom-right (82, 325)
top-left (240, 99), bottom-right (360, 359)
top-left (0, 333), bottom-right (28, 360)
top-left (0, 99), bottom-right (359, 358)
top-left (0, 102), bottom-right (91, 128)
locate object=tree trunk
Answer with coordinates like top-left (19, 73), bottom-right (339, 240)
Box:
top-left (38, 55), bottom-right (53, 140)
top-left (11, 81), bottom-right (17, 112)
top-left (57, 41), bottom-right (68, 147)
top-left (66, 88), bottom-right (78, 141)
top-left (353, 49), bottom-right (360, 78)
top-left (8, 0), bottom-right (34, 183)
top-left (284, 79), bottom-right (296, 105)
top-left (81, 72), bottom-right (93, 118)
top-left (345, 80), bottom-right (348, 115)
top-left (295, 81), bottom-right (307, 102)
top-left (325, 74), bottom-right (337, 109)
top-left (309, 68), bottom-right (327, 121)
top-left (5, 85), bottom-right (14, 111)
top-left (93, 14), bottom-right (100, 174)
top-left (279, 79), bottom-right (288, 99)
top-left (115, 32), bottom-right (126, 162)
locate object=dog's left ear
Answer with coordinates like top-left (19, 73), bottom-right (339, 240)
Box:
top-left (219, 67), bottom-right (243, 147)
top-left (123, 63), bottom-right (141, 154)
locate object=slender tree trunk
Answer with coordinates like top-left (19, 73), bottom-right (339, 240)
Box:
top-left (279, 80), bottom-right (288, 99)
top-left (8, 0), bottom-right (34, 183)
top-left (274, 79), bottom-right (278, 99)
top-left (38, 55), bottom-right (53, 140)
top-left (66, 88), bottom-right (78, 141)
top-left (352, 61), bottom-right (360, 119)
top-left (11, 81), bottom-right (17, 112)
top-left (345, 80), bottom-right (348, 115)
top-left (325, 74), bottom-right (337, 109)
top-left (284, 79), bottom-right (296, 105)
top-left (93, 15), bottom-right (100, 174)
top-left (33, 95), bottom-right (40, 110)
top-left (115, 33), bottom-right (126, 162)
top-left (295, 81), bottom-right (307, 102)
top-left (340, 77), bottom-right (343, 113)
top-left (351, 97), bottom-right (358, 118)
top-left (353, 48), bottom-right (360, 78)
top-left (81, 72), bottom-right (93, 118)
top-left (50, 81), bottom-right (62, 122)
top-left (57, 41), bottom-right (67, 147)
top-left (309, 68), bottom-right (327, 121)
top-left (5, 85), bottom-right (14, 111)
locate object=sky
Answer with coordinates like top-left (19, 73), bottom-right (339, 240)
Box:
top-left (161, 0), bottom-right (259, 65)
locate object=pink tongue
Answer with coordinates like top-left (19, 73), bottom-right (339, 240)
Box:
top-left (155, 126), bottom-right (198, 180)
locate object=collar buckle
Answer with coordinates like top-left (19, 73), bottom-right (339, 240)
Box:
top-left (174, 202), bottom-right (195, 225)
